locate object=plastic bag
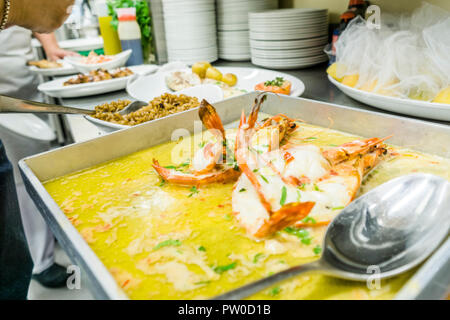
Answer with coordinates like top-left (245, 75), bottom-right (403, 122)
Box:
top-left (335, 3), bottom-right (450, 101)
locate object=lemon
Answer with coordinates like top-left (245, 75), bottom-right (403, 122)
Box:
top-left (205, 67), bottom-right (223, 82)
top-left (222, 73), bottom-right (237, 86)
top-left (432, 87), bottom-right (450, 104)
top-left (341, 74), bottom-right (359, 87)
top-left (192, 61), bottom-right (211, 79)
top-left (326, 63), bottom-right (345, 82)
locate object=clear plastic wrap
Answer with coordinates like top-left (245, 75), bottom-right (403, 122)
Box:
top-left (335, 3), bottom-right (450, 102)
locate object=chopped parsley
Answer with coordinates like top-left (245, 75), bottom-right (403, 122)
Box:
top-left (301, 216), bottom-right (316, 224)
top-left (264, 77), bottom-right (285, 87)
top-left (158, 179), bottom-right (166, 187)
top-left (213, 262), bottom-right (237, 274)
top-left (198, 141), bottom-right (206, 148)
top-left (153, 239), bottom-right (181, 250)
top-left (313, 245), bottom-right (322, 255)
top-left (296, 190), bottom-right (302, 202)
top-left (268, 286), bottom-right (281, 296)
top-left (313, 184), bottom-right (323, 192)
top-left (194, 280), bottom-right (211, 285)
top-left (260, 174), bottom-right (269, 183)
top-left (280, 186), bottom-right (287, 206)
top-left (223, 213), bottom-right (232, 221)
top-left (188, 186), bottom-right (199, 197)
top-left (253, 168), bottom-right (259, 173)
top-left (198, 246), bottom-right (206, 252)
top-left (253, 253), bottom-right (265, 264)
top-left (301, 237), bottom-right (312, 245)
top-left (284, 227), bottom-right (310, 242)
top-left (239, 188), bottom-right (247, 192)
top-left (163, 165), bottom-right (177, 169)
top-left (332, 206), bottom-right (345, 211)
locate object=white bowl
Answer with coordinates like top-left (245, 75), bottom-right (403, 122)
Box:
top-left (64, 49), bottom-right (132, 73)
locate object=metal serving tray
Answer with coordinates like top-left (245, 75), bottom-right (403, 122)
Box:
top-left (19, 93), bottom-right (450, 300)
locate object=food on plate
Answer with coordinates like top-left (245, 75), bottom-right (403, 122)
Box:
top-left (45, 94), bottom-right (450, 299)
top-left (341, 74), bottom-right (359, 88)
top-left (63, 68), bottom-right (133, 86)
top-left (432, 87), bottom-right (450, 104)
top-left (28, 60), bottom-right (63, 69)
top-left (92, 93), bottom-right (200, 126)
top-left (221, 73), bottom-right (237, 87)
top-left (205, 66), bottom-right (223, 82)
top-left (191, 61), bottom-right (212, 78)
top-left (165, 71), bottom-right (201, 91)
top-left (255, 77), bottom-right (292, 95)
top-left (166, 63), bottom-right (240, 98)
top-left (80, 51), bottom-right (113, 64)
top-left (332, 5), bottom-right (449, 103)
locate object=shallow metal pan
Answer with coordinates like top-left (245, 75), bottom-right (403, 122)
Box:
top-left (19, 92), bottom-right (450, 299)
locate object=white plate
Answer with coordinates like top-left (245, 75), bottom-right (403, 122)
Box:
top-left (251, 46), bottom-right (325, 58)
top-left (28, 60), bottom-right (77, 76)
top-left (0, 114), bottom-right (56, 141)
top-left (64, 50), bottom-right (132, 73)
top-left (250, 30), bottom-right (328, 41)
top-left (85, 84), bottom-right (224, 132)
top-left (38, 65), bottom-right (157, 98)
top-left (251, 55), bottom-right (328, 69)
top-left (127, 66), bottom-right (305, 102)
top-left (328, 75), bottom-right (450, 121)
top-left (250, 36), bottom-right (328, 49)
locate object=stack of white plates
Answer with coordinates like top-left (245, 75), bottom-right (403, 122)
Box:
top-left (162, 0), bottom-right (218, 64)
top-left (249, 8), bottom-right (329, 69)
top-left (217, 0), bottom-right (277, 61)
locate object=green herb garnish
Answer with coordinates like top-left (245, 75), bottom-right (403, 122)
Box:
top-left (260, 175), bottom-right (269, 183)
top-left (332, 206), bottom-right (345, 211)
top-left (264, 77), bottom-right (285, 87)
top-left (268, 286), bottom-right (281, 296)
top-left (253, 253), bottom-right (265, 264)
top-left (280, 186), bottom-right (287, 206)
top-left (239, 188), bottom-right (247, 192)
top-left (158, 179), bottom-right (166, 187)
top-left (198, 246), bottom-right (206, 252)
top-left (188, 186), bottom-right (199, 197)
top-left (153, 239), bottom-right (181, 250)
top-left (313, 245), bottom-right (322, 255)
top-left (223, 213), bottom-right (232, 221)
top-left (284, 227), bottom-right (309, 239)
top-left (214, 262), bottom-right (237, 274)
top-left (301, 216), bottom-right (316, 224)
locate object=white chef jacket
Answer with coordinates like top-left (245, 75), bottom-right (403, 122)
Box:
top-left (0, 26), bottom-right (54, 275)
top-left (0, 26), bottom-right (42, 101)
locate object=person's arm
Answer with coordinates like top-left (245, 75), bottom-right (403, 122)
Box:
top-left (5, 0), bottom-right (75, 33)
top-left (34, 32), bottom-right (79, 61)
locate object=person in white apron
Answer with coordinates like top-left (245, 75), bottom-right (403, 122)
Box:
top-left (0, 26), bottom-right (77, 288)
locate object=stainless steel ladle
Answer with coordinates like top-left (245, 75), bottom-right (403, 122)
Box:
top-left (214, 173), bottom-right (450, 300)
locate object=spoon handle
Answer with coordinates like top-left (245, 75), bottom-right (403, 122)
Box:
top-left (0, 94), bottom-right (94, 115)
top-left (212, 260), bottom-right (322, 300)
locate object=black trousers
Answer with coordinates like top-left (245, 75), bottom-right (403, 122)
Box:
top-left (0, 140), bottom-right (33, 299)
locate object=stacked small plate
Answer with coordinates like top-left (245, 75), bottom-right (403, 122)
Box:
top-left (162, 0), bottom-right (218, 64)
top-left (249, 8), bottom-right (329, 69)
top-left (217, 0), bottom-right (277, 61)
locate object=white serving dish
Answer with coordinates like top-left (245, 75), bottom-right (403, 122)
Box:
top-left (28, 59), bottom-right (77, 76)
top-left (127, 66), bottom-right (305, 102)
top-left (84, 84), bottom-right (224, 132)
top-left (38, 65), bottom-right (157, 98)
top-left (64, 50), bottom-right (132, 73)
top-left (328, 75), bottom-right (450, 121)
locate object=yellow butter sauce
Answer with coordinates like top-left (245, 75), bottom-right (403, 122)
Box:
top-left (44, 123), bottom-right (450, 299)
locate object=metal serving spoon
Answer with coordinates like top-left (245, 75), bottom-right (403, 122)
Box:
top-left (214, 173), bottom-right (450, 300)
top-left (0, 94), bottom-right (148, 116)
top-left (0, 94), bottom-right (94, 115)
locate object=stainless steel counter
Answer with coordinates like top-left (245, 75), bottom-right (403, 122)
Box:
top-left (58, 61), bottom-right (448, 143)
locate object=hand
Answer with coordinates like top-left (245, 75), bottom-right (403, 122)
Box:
top-left (45, 47), bottom-right (79, 62)
top-left (8, 0), bottom-right (75, 33)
